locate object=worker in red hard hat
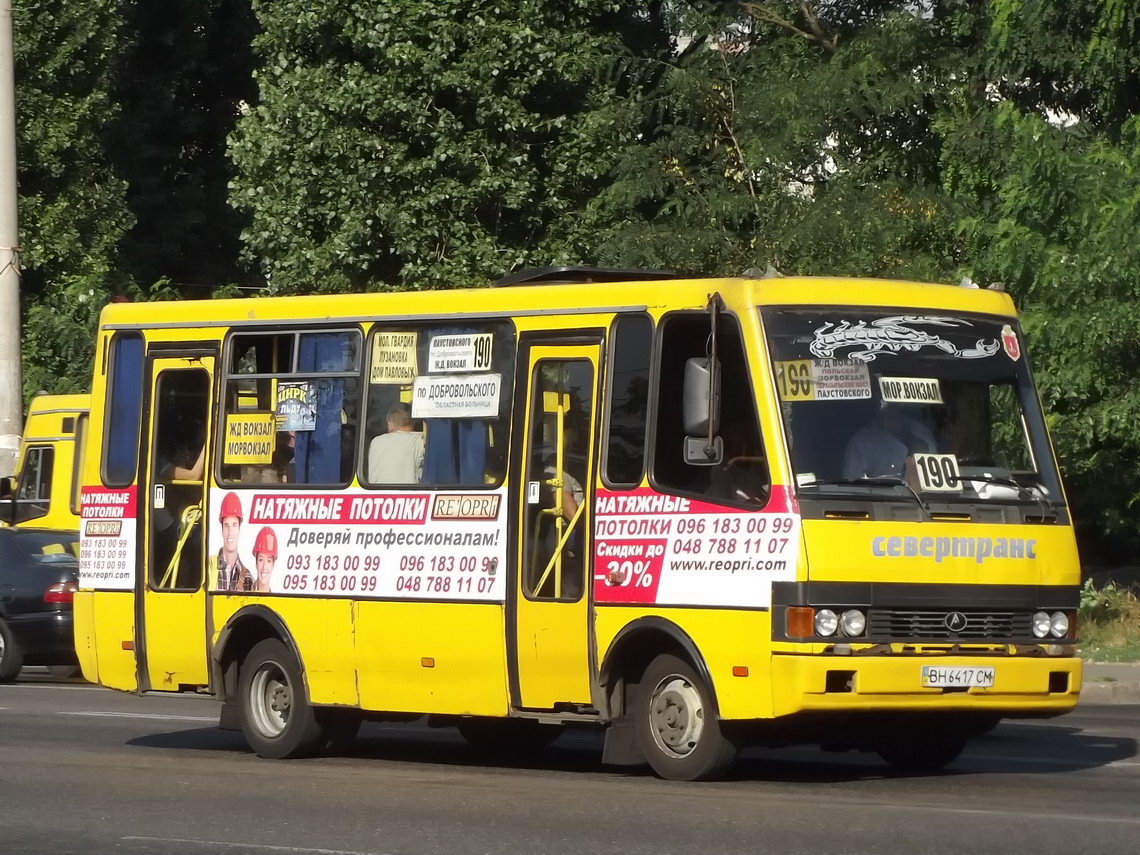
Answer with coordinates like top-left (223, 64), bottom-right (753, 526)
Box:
top-left (215, 491), bottom-right (253, 592)
top-left (252, 526), bottom-right (278, 593)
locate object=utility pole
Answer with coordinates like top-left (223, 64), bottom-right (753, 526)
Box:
top-left (0, 0), bottom-right (21, 478)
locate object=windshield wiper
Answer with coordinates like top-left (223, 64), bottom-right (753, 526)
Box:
top-left (798, 477), bottom-right (929, 516)
top-left (958, 472), bottom-right (1059, 515)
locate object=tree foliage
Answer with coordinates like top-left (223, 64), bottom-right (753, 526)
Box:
top-left (15, 0), bottom-right (134, 394)
top-left (228, 0), bottom-right (665, 291)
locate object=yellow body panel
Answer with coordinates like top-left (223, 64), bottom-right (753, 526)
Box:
top-left (92, 592), bottom-right (138, 691)
top-left (355, 602), bottom-right (508, 715)
top-left (211, 597), bottom-right (358, 705)
top-left (803, 520), bottom-right (1081, 586)
top-left (72, 590), bottom-right (99, 685)
top-left (594, 607), bottom-right (775, 720)
top-left (770, 654), bottom-right (1080, 716)
top-left (143, 590), bottom-right (208, 688)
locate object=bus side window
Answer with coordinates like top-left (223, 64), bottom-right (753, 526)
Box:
top-left (362, 322), bottom-right (515, 488)
top-left (70, 414), bottom-right (88, 517)
top-left (103, 332), bottom-right (145, 487)
top-left (651, 313), bottom-right (770, 506)
top-left (603, 314), bottom-right (653, 488)
top-left (14, 445), bottom-right (52, 523)
top-left (219, 330), bottom-right (361, 487)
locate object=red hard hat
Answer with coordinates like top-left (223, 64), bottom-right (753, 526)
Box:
top-left (252, 526), bottom-right (277, 560)
top-left (218, 491), bottom-right (243, 523)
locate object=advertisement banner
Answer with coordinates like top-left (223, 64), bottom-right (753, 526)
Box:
top-left (276, 381), bottom-right (317, 431)
top-left (592, 487), bottom-right (799, 607)
top-left (207, 487), bottom-right (507, 600)
top-left (79, 486), bottom-right (137, 590)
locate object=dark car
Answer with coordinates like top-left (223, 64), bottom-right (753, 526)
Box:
top-left (0, 527), bottom-right (80, 682)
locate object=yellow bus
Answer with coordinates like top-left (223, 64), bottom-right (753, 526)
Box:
top-left (74, 268), bottom-right (1081, 780)
top-left (1, 393), bottom-right (89, 532)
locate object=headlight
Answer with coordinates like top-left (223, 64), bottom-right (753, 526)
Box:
top-left (1050, 611), bottom-right (1069, 638)
top-left (1032, 611), bottom-right (1052, 638)
top-left (814, 608), bottom-right (838, 637)
top-left (839, 609), bottom-right (866, 637)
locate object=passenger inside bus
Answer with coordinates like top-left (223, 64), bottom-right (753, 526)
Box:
top-left (842, 403), bottom-right (936, 479)
top-left (367, 402), bottom-right (424, 484)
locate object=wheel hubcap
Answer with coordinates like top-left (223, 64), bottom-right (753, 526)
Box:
top-left (649, 675), bottom-right (705, 758)
top-left (249, 660), bottom-right (291, 738)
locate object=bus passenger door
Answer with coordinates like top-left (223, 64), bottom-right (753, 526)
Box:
top-left (512, 344), bottom-right (600, 709)
top-left (139, 355), bottom-right (214, 690)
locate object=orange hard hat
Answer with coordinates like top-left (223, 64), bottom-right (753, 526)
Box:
top-left (252, 526), bottom-right (277, 559)
top-left (218, 491), bottom-right (243, 523)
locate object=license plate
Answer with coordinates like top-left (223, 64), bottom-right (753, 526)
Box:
top-left (921, 665), bottom-right (995, 688)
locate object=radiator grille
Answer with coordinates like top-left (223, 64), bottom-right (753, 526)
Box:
top-left (867, 609), bottom-right (1029, 640)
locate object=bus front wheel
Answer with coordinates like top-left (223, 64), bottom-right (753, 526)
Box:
top-left (634, 653), bottom-right (737, 781)
top-left (238, 638), bottom-right (327, 759)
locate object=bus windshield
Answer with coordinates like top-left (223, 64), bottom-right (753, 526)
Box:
top-left (761, 308), bottom-right (1064, 508)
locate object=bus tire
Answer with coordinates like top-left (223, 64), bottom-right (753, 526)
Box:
top-left (0, 619), bottom-right (24, 683)
top-left (238, 638), bottom-right (326, 759)
top-left (457, 717), bottom-right (561, 753)
top-left (875, 726), bottom-right (968, 772)
top-left (634, 653), bottom-right (737, 781)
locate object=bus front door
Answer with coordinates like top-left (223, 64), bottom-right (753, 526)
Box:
top-left (513, 343), bottom-right (600, 710)
top-left (139, 355), bottom-right (214, 690)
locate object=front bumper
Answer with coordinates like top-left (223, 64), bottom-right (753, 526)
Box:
top-left (5, 610), bottom-right (76, 664)
top-left (770, 653), bottom-right (1081, 718)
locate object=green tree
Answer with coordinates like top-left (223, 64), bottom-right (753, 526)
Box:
top-left (107, 0), bottom-right (258, 293)
top-left (15, 0), bottom-right (134, 395)
top-left (228, 0), bottom-right (667, 292)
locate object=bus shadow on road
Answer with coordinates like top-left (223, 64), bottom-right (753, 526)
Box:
top-left (125, 719), bottom-right (1136, 782)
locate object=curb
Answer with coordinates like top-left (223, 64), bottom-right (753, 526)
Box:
top-left (1079, 661), bottom-right (1140, 705)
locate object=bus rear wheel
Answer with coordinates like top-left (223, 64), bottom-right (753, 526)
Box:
top-left (238, 638), bottom-right (327, 759)
top-left (875, 725), bottom-right (968, 772)
top-left (634, 653), bottom-right (737, 781)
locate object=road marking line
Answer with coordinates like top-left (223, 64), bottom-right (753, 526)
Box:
top-left (881, 803), bottom-right (1140, 827)
top-left (121, 837), bottom-right (386, 855)
top-left (59, 711), bottom-right (216, 723)
top-left (4, 682), bottom-right (105, 691)
top-left (966, 753), bottom-right (1140, 768)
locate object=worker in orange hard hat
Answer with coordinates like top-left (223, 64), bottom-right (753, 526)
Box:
top-left (215, 491), bottom-right (253, 592)
top-left (252, 526), bottom-right (278, 593)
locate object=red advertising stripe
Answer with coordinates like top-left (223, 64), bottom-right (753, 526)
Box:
top-left (80, 486), bottom-right (138, 519)
top-left (243, 493), bottom-right (429, 525)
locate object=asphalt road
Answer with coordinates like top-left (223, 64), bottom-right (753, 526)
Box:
top-left (1, 675), bottom-right (1138, 855)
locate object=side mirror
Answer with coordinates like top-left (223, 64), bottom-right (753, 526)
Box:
top-left (683, 357), bottom-right (720, 435)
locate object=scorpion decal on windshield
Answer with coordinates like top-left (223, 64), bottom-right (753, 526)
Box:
top-left (810, 316), bottom-right (1000, 363)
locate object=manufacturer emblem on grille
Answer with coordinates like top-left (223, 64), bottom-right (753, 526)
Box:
top-left (945, 612), bottom-right (969, 632)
